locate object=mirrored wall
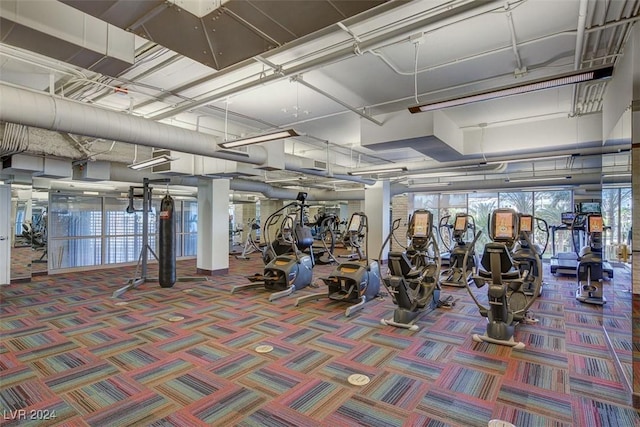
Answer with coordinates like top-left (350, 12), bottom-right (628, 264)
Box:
top-left (9, 184), bottom-right (49, 282)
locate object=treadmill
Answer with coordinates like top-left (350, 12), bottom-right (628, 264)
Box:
top-left (550, 212), bottom-right (579, 276)
top-left (550, 211), bottom-right (613, 278)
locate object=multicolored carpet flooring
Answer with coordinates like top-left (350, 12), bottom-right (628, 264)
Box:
top-left (1, 257), bottom-right (638, 426)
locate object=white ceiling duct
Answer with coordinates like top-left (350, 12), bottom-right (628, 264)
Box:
top-left (0, 83), bottom-right (265, 164)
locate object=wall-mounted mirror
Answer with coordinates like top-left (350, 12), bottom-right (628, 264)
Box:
top-left (602, 107), bottom-right (632, 392)
top-left (30, 189), bottom-right (48, 276)
top-left (10, 184), bottom-right (32, 282)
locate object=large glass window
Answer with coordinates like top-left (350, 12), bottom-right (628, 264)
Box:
top-left (49, 193), bottom-right (196, 271)
top-left (182, 200), bottom-right (198, 256)
top-left (499, 192), bottom-right (533, 214)
top-left (534, 190), bottom-right (572, 257)
top-left (411, 189), bottom-right (574, 257)
top-left (468, 192), bottom-right (498, 250)
top-left (49, 195), bottom-right (102, 269)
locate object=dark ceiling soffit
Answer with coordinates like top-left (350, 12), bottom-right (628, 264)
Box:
top-left (61, 0), bottom-right (388, 71)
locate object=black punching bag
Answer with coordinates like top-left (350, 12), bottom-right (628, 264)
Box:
top-left (159, 194), bottom-right (176, 288)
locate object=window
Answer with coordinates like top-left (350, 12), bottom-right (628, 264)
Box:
top-left (534, 191), bottom-right (572, 257)
top-left (49, 193), bottom-right (197, 270)
top-left (468, 192), bottom-right (498, 250)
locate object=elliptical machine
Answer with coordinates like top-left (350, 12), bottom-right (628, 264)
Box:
top-left (231, 192), bottom-right (314, 301)
top-left (512, 214), bottom-right (548, 297)
top-left (440, 213), bottom-right (480, 287)
top-left (379, 209), bottom-right (442, 331)
top-left (466, 208), bottom-right (539, 350)
top-left (235, 218), bottom-right (262, 260)
top-left (576, 213), bottom-right (607, 305)
top-left (296, 212), bottom-right (381, 317)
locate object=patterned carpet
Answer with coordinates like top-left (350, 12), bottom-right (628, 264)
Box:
top-left (0, 256), bottom-right (638, 426)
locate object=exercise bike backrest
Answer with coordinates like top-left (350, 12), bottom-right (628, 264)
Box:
top-left (481, 209), bottom-right (519, 275)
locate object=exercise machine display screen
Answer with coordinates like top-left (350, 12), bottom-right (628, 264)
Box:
top-left (580, 202), bottom-right (601, 213)
top-left (412, 212), bottom-right (430, 237)
top-left (561, 212), bottom-right (575, 225)
top-left (519, 215), bottom-right (532, 233)
top-left (494, 211), bottom-right (515, 239)
top-left (588, 215), bottom-right (603, 233)
top-left (348, 214), bottom-right (361, 232)
top-left (454, 215), bottom-right (467, 231)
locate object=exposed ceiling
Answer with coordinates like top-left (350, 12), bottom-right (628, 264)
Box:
top-left (0, 0), bottom-right (637, 197)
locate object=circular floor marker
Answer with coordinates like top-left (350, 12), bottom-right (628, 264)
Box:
top-left (168, 316), bottom-right (185, 322)
top-left (255, 345), bottom-right (274, 354)
top-left (182, 289), bottom-right (194, 293)
top-left (114, 301), bottom-right (129, 306)
top-left (347, 374), bottom-right (370, 386)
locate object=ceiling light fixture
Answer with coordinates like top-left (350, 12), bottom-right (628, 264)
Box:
top-left (483, 154), bottom-right (574, 165)
top-left (506, 176), bottom-right (572, 183)
top-left (218, 129), bottom-right (299, 149)
top-left (407, 182), bottom-right (452, 188)
top-left (349, 167), bottom-right (407, 176)
top-left (128, 154), bottom-right (174, 171)
top-left (602, 173), bottom-right (631, 178)
top-left (409, 66), bottom-right (614, 113)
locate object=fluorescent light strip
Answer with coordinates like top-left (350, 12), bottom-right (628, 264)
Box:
top-left (349, 167), bottom-right (407, 176)
top-left (128, 154), bottom-right (174, 170)
top-left (603, 173), bottom-right (631, 178)
top-left (409, 66), bottom-right (614, 113)
top-left (218, 129), bottom-right (298, 149)
top-left (507, 176), bottom-right (571, 183)
top-left (408, 182), bottom-right (451, 188)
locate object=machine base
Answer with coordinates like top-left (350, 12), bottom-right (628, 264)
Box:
top-left (472, 333), bottom-right (525, 350)
top-left (269, 285), bottom-right (296, 301)
top-left (230, 282), bottom-right (265, 294)
top-left (576, 287), bottom-right (606, 305)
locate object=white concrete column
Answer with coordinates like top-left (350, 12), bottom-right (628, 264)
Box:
top-left (365, 180), bottom-right (390, 262)
top-left (197, 178), bottom-right (230, 275)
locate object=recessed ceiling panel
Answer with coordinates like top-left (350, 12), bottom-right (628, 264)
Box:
top-left (61, 0), bottom-right (389, 71)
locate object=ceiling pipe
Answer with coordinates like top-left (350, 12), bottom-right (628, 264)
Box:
top-left (390, 172), bottom-right (604, 196)
top-left (283, 153), bottom-right (375, 185)
top-left (230, 178), bottom-right (364, 201)
top-left (348, 143), bottom-right (630, 177)
top-left (0, 83), bottom-right (267, 164)
top-left (0, 83), bottom-right (374, 185)
top-left (107, 163), bottom-right (365, 201)
top-left (289, 75), bottom-right (383, 126)
top-left (570, 0), bottom-right (588, 117)
top-left (148, 0), bottom-right (488, 121)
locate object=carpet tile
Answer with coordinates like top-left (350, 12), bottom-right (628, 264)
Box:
top-left (0, 258), bottom-right (637, 426)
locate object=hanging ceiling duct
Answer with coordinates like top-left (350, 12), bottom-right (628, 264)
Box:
top-left (0, 83), bottom-right (265, 164)
top-left (0, 84), bottom-right (374, 186)
top-left (60, 0), bottom-right (389, 71)
top-left (0, 0), bottom-right (135, 76)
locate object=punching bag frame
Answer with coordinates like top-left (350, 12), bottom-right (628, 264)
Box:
top-left (113, 178), bottom-right (205, 298)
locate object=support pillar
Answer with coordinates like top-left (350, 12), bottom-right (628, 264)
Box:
top-left (632, 98), bottom-right (640, 409)
top-left (197, 178), bottom-right (230, 275)
top-left (630, 24), bottom-right (640, 410)
top-left (365, 180), bottom-right (390, 262)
